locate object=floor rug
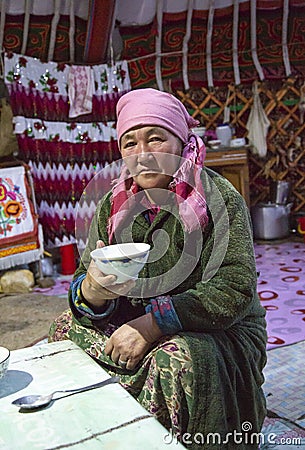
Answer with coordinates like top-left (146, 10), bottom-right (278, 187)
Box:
top-left (33, 274), bottom-right (72, 297)
top-left (254, 241), bottom-right (305, 350)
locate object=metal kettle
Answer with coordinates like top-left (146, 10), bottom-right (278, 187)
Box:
top-left (251, 202), bottom-right (292, 240)
top-left (270, 180), bottom-right (291, 205)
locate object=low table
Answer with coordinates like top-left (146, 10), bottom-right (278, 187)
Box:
top-left (0, 340), bottom-right (185, 449)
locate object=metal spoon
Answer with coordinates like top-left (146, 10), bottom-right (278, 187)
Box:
top-left (12, 376), bottom-right (120, 410)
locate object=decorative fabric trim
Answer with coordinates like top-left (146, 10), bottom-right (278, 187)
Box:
top-left (0, 223), bottom-right (43, 271)
top-left (21, 0), bottom-right (31, 55)
top-left (250, 0), bottom-right (265, 81)
top-left (0, 1), bottom-right (6, 51)
top-left (155, 0), bottom-right (164, 91)
top-left (13, 116), bottom-right (117, 142)
top-left (48, 0), bottom-right (61, 62)
top-left (182, 0), bottom-right (194, 91)
top-left (232, 0), bottom-right (241, 85)
top-left (0, 242), bottom-right (38, 258)
top-left (206, 0), bottom-right (215, 88)
top-left (7, 85), bottom-right (127, 123)
top-left (146, 295), bottom-right (183, 335)
top-left (69, 0), bottom-right (76, 62)
top-left (4, 53), bottom-right (130, 97)
top-left (29, 160), bottom-right (121, 182)
top-left (282, 0), bottom-right (291, 77)
top-left (71, 273), bottom-right (116, 319)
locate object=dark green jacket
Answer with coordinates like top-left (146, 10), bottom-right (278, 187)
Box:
top-left (71, 168), bottom-right (267, 449)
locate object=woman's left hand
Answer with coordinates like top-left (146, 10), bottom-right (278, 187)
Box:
top-left (104, 312), bottom-right (163, 370)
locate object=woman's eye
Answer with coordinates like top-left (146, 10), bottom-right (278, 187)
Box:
top-left (149, 136), bottom-right (163, 142)
top-left (123, 141), bottom-right (136, 148)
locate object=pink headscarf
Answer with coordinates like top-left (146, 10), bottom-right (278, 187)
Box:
top-left (116, 88), bottom-right (198, 144)
top-left (107, 88), bottom-right (208, 243)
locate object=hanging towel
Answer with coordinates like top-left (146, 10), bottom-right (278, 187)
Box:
top-left (68, 66), bottom-right (94, 118)
top-left (246, 81), bottom-right (270, 158)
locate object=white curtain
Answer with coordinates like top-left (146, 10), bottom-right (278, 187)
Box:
top-left (1, 0), bottom-right (88, 19)
top-left (116, 0), bottom-right (249, 25)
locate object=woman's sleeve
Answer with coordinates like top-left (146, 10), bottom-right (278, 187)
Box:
top-left (73, 195), bottom-right (110, 280)
top-left (145, 295), bottom-right (183, 334)
top-left (70, 273), bottom-right (117, 320)
top-left (68, 194), bottom-right (114, 326)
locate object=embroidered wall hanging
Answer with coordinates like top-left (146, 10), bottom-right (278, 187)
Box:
top-left (0, 164), bottom-right (39, 258)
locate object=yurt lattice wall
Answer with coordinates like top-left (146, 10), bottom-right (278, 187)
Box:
top-left (175, 78), bottom-right (305, 213)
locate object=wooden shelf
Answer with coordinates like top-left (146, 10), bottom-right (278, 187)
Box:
top-left (205, 147), bottom-right (250, 207)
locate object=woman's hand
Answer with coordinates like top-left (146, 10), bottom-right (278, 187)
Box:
top-left (81, 240), bottom-right (135, 310)
top-left (104, 312), bottom-right (163, 370)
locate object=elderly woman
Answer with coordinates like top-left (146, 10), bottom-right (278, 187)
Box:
top-left (49, 88), bottom-right (267, 449)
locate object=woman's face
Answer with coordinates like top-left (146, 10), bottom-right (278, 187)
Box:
top-left (120, 126), bottom-right (183, 190)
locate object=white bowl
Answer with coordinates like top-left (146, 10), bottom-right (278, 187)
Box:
top-left (0, 346), bottom-right (10, 380)
top-left (230, 138), bottom-right (246, 147)
top-left (208, 139), bottom-right (222, 149)
top-left (90, 243), bottom-right (151, 284)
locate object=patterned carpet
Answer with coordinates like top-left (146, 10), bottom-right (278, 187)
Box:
top-left (255, 240), bottom-right (305, 350)
top-left (255, 239), bottom-right (305, 448)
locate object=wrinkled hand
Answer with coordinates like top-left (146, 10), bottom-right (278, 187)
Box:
top-left (81, 240), bottom-right (135, 310)
top-left (104, 313), bottom-right (163, 370)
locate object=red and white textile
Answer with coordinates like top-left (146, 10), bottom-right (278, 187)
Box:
top-left (4, 52), bottom-right (131, 247)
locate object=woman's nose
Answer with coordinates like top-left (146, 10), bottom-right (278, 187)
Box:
top-left (137, 148), bottom-right (154, 163)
